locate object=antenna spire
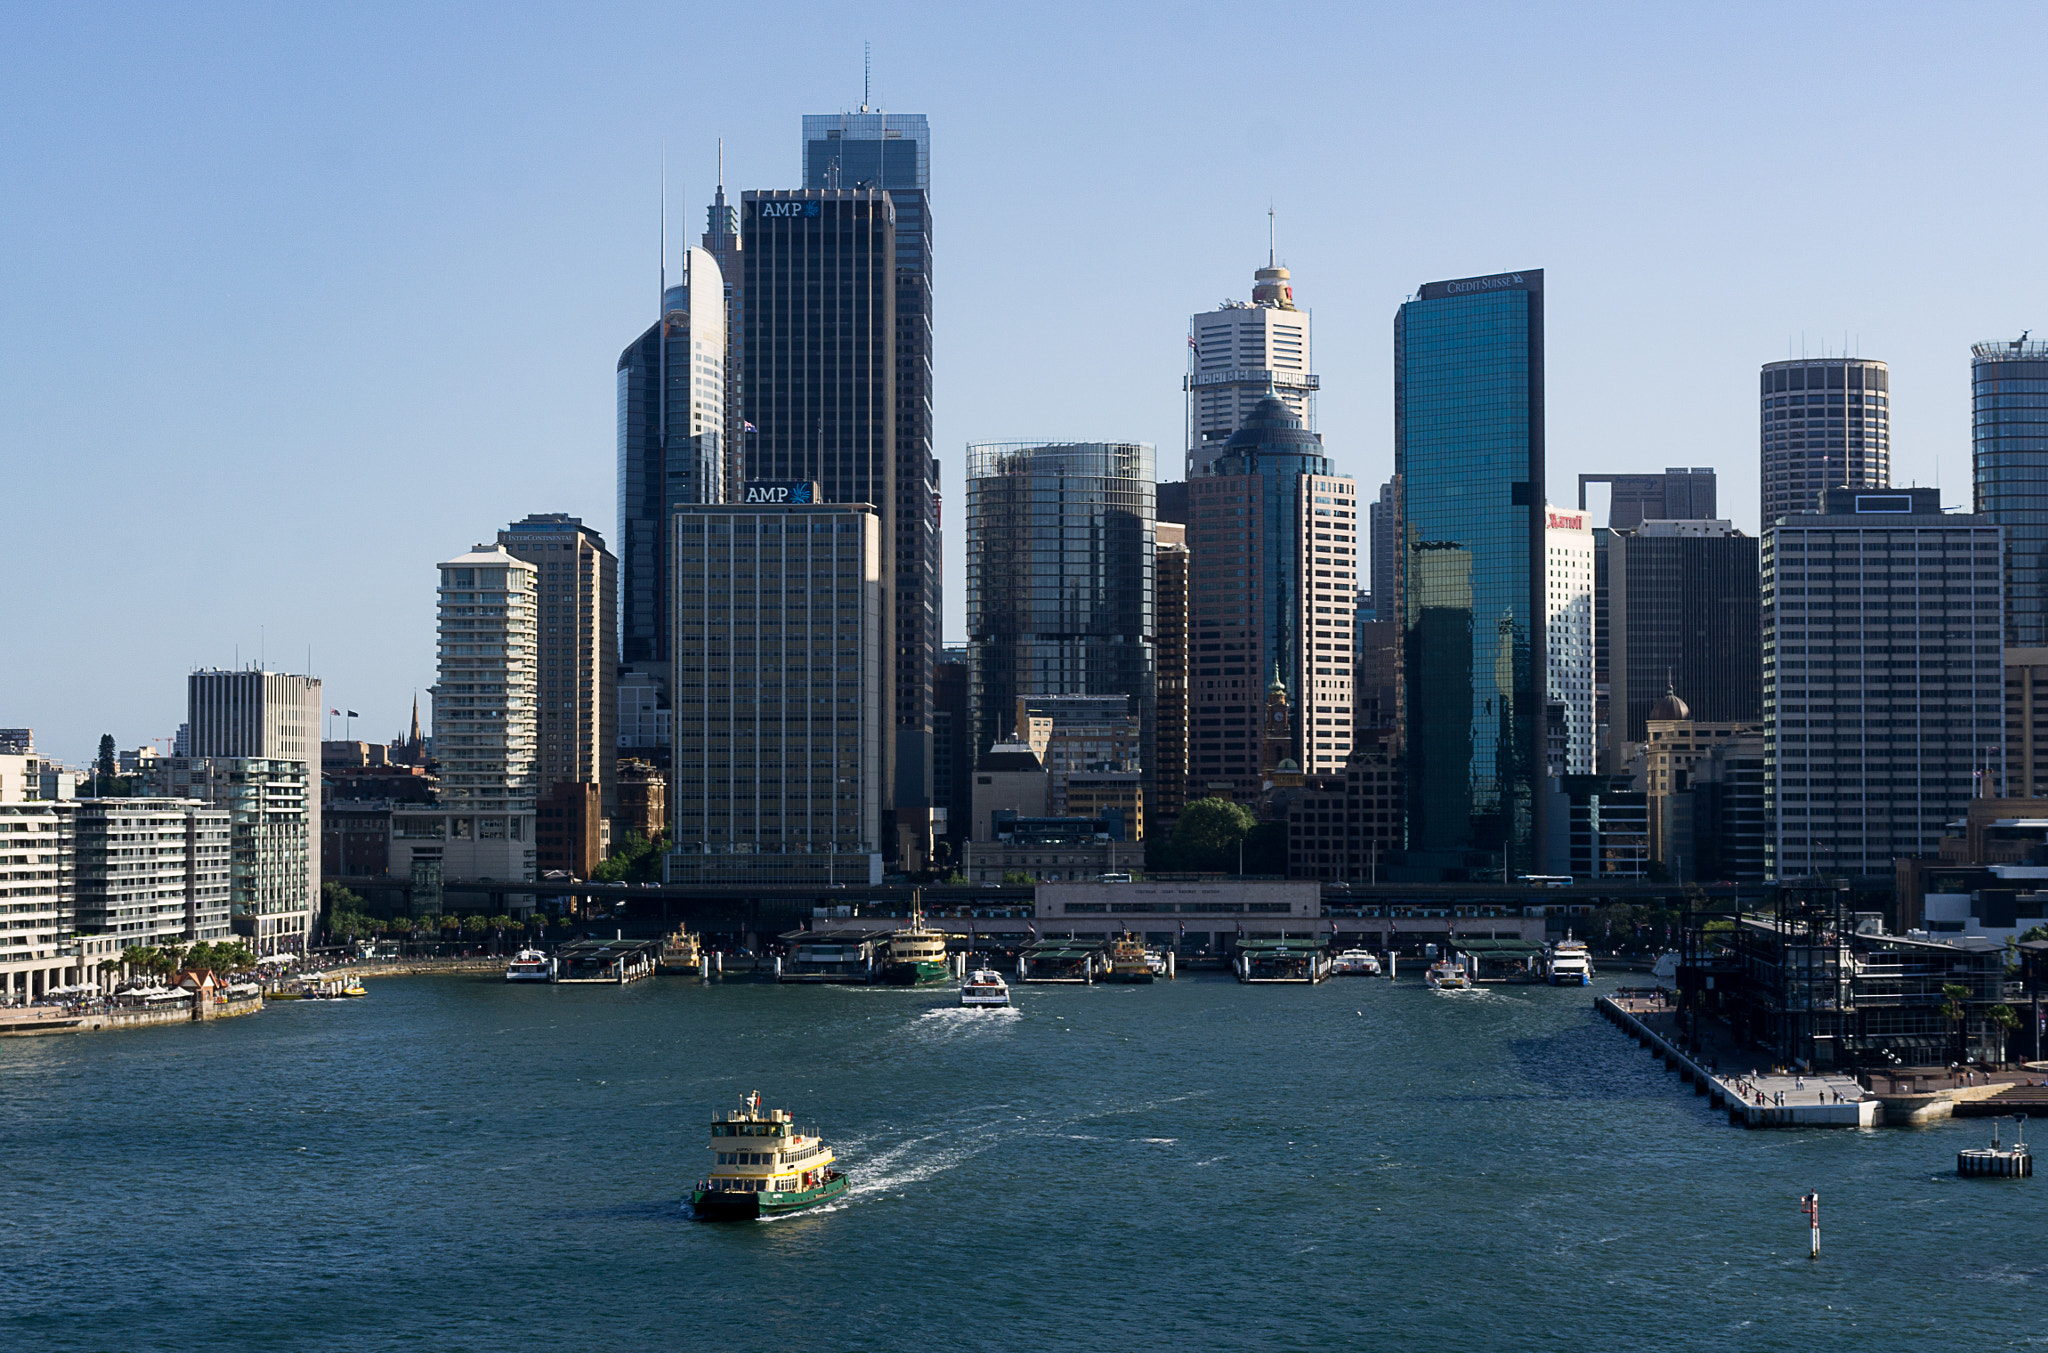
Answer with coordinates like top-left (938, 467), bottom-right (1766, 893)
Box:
top-left (863, 42), bottom-right (871, 112)
top-left (717, 137), bottom-right (724, 193)
top-left (1268, 205), bottom-right (1275, 267)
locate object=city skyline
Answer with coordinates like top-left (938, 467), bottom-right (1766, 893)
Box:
top-left (8, 7), bottom-right (2048, 761)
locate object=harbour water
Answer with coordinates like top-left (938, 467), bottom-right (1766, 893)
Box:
top-left (2, 972), bottom-right (2040, 1350)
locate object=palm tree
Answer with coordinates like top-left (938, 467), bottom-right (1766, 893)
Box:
top-left (1988, 1003), bottom-right (2021, 1064)
top-left (1940, 983), bottom-right (1974, 1066)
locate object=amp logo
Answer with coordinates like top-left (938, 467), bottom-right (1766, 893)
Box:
top-left (758, 201), bottom-right (821, 218)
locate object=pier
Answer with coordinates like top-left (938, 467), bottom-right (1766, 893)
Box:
top-left (1597, 993), bottom-right (1880, 1128)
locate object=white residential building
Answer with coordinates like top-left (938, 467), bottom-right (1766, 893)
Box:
top-left (72, 798), bottom-right (232, 956)
top-left (0, 779), bottom-right (77, 1002)
top-left (433, 546), bottom-right (538, 878)
top-left (1546, 505), bottom-right (1596, 774)
top-left (1185, 259), bottom-right (1318, 478)
top-left (497, 514), bottom-right (618, 817)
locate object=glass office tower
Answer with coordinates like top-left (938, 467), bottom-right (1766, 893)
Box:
top-left (802, 112), bottom-right (939, 826)
top-left (1394, 269), bottom-right (1546, 879)
top-left (1973, 336), bottom-right (2048, 646)
top-left (966, 441), bottom-right (1155, 775)
top-left (617, 246), bottom-right (727, 713)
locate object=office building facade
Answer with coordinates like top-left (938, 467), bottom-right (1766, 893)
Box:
top-left (497, 514), bottom-right (617, 819)
top-left (617, 245), bottom-right (727, 710)
top-left (434, 546), bottom-right (539, 877)
top-left (966, 440), bottom-right (1155, 782)
top-left (1760, 358), bottom-right (1890, 525)
top-left (1576, 468), bottom-right (1716, 529)
top-left (1185, 260), bottom-right (1318, 478)
top-left (1972, 336), bottom-right (2048, 646)
top-left (2005, 647), bottom-right (2048, 798)
top-left (1395, 269), bottom-right (1546, 879)
top-left (147, 758), bottom-right (310, 953)
top-left (1187, 399), bottom-right (1358, 798)
top-left (1764, 487), bottom-right (2002, 878)
top-left (1545, 505), bottom-right (1595, 774)
top-left (184, 667), bottom-right (321, 946)
top-left (801, 113), bottom-right (940, 839)
top-left (187, 669), bottom-right (322, 765)
top-left (1603, 520), bottom-right (1763, 768)
top-left (666, 497), bottom-right (884, 885)
top-left (1153, 522), bottom-right (1191, 826)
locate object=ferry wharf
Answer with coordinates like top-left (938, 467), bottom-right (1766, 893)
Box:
top-left (1598, 992), bottom-right (1880, 1128)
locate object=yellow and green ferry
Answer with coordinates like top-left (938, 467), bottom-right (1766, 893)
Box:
top-left (691, 1092), bottom-right (849, 1221)
top-left (879, 893), bottom-right (951, 986)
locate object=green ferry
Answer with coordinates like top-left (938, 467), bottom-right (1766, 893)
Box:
top-left (879, 892), bottom-right (951, 986)
top-left (691, 1092), bottom-right (850, 1221)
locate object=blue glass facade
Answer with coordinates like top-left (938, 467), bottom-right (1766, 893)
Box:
top-left (1972, 339), bottom-right (2048, 646)
top-left (1395, 270), bottom-right (1545, 878)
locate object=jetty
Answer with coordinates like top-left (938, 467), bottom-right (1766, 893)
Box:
top-left (1597, 992), bottom-right (1880, 1128)
top-left (552, 937), bottom-right (658, 985)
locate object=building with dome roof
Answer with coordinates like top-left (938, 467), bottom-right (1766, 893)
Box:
top-left (1185, 255), bottom-right (1319, 479)
top-left (1185, 396), bottom-right (1358, 801)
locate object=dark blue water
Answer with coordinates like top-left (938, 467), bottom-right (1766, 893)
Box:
top-left (2, 973), bottom-right (2039, 1350)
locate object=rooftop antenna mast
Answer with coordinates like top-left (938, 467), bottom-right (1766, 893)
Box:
top-left (1268, 204), bottom-right (1275, 268)
top-left (862, 42), bottom-right (870, 112)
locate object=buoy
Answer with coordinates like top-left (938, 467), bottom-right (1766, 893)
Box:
top-left (1958, 1116), bottom-right (2033, 1178)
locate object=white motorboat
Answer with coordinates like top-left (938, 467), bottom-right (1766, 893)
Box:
top-left (505, 949), bottom-right (554, 983)
top-left (1545, 936), bottom-right (1594, 987)
top-left (960, 967), bottom-right (1011, 1008)
top-left (1425, 959), bottom-right (1473, 991)
top-left (1331, 948), bottom-right (1383, 977)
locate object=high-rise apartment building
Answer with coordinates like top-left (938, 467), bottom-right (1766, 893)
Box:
top-left (1153, 521), bottom-right (1190, 826)
top-left (434, 546), bottom-right (539, 879)
top-left (801, 112), bottom-right (939, 842)
top-left (1187, 398), bottom-right (1357, 798)
top-left (1576, 469), bottom-right (1717, 530)
top-left (1603, 520), bottom-right (1762, 769)
top-left (1972, 336), bottom-right (2048, 645)
top-left (1395, 269), bottom-right (1546, 878)
top-left (72, 797), bottom-right (231, 949)
top-left (1545, 505), bottom-right (1595, 774)
top-left (617, 245), bottom-right (727, 710)
top-left (143, 762), bottom-right (302, 952)
top-left (497, 515), bottom-right (617, 819)
top-left (667, 494), bottom-right (884, 885)
top-left (1760, 358), bottom-right (1890, 525)
top-left (1185, 258), bottom-right (1318, 478)
top-left (965, 441), bottom-right (1154, 779)
top-left (1367, 477), bottom-right (1399, 623)
top-left (1764, 487), bottom-right (2002, 878)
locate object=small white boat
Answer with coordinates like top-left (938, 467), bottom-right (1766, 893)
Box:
top-left (1650, 950), bottom-right (1679, 982)
top-left (505, 949), bottom-right (554, 983)
top-left (960, 968), bottom-right (1011, 1008)
top-left (1331, 948), bottom-right (1383, 977)
top-left (1145, 950), bottom-right (1169, 977)
top-left (1425, 959), bottom-right (1473, 991)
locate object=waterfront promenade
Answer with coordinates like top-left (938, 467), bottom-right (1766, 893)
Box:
top-left (1599, 992), bottom-right (1879, 1127)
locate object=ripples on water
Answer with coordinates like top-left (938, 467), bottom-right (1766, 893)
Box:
top-left (0, 973), bottom-right (2039, 1350)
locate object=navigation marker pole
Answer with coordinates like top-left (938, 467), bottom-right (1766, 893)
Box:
top-left (1800, 1191), bottom-right (1819, 1259)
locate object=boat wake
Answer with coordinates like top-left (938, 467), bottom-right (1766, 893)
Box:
top-left (841, 1129), bottom-right (997, 1200)
top-left (911, 1005), bottom-right (1022, 1042)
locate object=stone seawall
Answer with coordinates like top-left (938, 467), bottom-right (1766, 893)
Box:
top-left (0, 995), bottom-right (264, 1038)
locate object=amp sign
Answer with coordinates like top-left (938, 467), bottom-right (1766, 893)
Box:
top-left (757, 201), bottom-right (821, 218)
top-left (742, 481), bottom-right (816, 504)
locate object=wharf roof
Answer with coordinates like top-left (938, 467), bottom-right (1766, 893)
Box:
top-left (1453, 938), bottom-right (1544, 955)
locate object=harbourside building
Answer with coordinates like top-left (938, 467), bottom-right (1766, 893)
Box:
top-left (145, 758), bottom-right (313, 954)
top-left (1394, 269), bottom-right (1546, 880)
top-left (1764, 487), bottom-right (2002, 879)
top-left (1544, 505), bottom-right (1595, 774)
top-left (72, 797), bottom-right (232, 954)
top-left (0, 788), bottom-right (77, 1003)
top-left (1760, 357), bottom-right (1891, 526)
top-left (665, 493), bottom-right (885, 886)
top-left (1185, 256), bottom-right (1319, 478)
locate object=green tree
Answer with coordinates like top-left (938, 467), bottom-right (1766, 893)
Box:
top-left (96, 734), bottom-right (116, 780)
top-left (1001, 870), bottom-right (1032, 885)
top-left (461, 914), bottom-right (487, 938)
top-left (593, 831), bottom-right (665, 883)
top-left (1168, 797), bottom-right (1259, 873)
top-left (1988, 1003), bottom-right (2021, 1062)
top-left (1941, 982), bottom-right (1974, 1064)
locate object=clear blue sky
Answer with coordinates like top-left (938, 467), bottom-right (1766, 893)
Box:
top-left (6, 2), bottom-right (2044, 766)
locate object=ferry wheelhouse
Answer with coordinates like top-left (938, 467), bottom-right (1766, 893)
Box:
top-left (691, 1092), bottom-right (849, 1221)
top-left (1330, 948), bottom-right (1383, 977)
top-left (960, 967), bottom-right (1011, 1008)
top-left (1104, 930), bottom-right (1155, 983)
top-left (505, 949), bottom-right (553, 983)
top-left (1546, 936), bottom-right (1594, 987)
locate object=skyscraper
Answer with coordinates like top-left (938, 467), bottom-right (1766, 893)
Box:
top-left (1972, 335), bottom-right (2048, 645)
top-left (1760, 358), bottom-right (1890, 525)
top-left (701, 154), bottom-right (746, 504)
top-left (801, 111), bottom-right (938, 842)
top-left (1153, 521), bottom-right (1191, 827)
top-left (186, 669), bottom-right (322, 764)
top-left (1544, 505), bottom-right (1595, 774)
top-left (965, 441), bottom-right (1154, 775)
top-left (667, 495), bottom-right (885, 885)
top-left (741, 186), bottom-right (902, 848)
top-left (1765, 487), bottom-right (2001, 878)
top-left (1395, 268), bottom-right (1546, 878)
top-left (1187, 399), bottom-right (1357, 798)
top-left (1185, 258), bottom-right (1318, 479)
top-left (496, 514), bottom-right (618, 817)
top-left (1604, 520), bottom-right (1762, 769)
top-left (617, 245), bottom-right (727, 711)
